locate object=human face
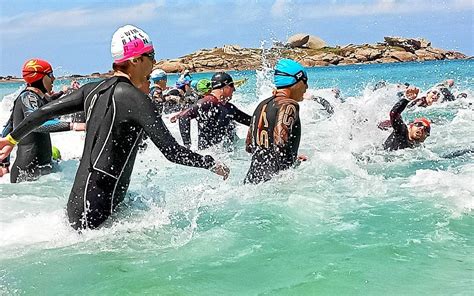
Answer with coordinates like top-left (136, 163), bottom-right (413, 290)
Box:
top-left (409, 121), bottom-right (430, 142)
top-left (426, 90), bottom-right (440, 105)
top-left (222, 83), bottom-right (235, 100)
top-left (42, 71), bottom-right (55, 93)
top-left (137, 50), bottom-right (155, 77)
top-left (290, 80), bottom-right (308, 101)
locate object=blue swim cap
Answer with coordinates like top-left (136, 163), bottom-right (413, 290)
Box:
top-left (150, 69), bottom-right (166, 82)
top-left (190, 79), bottom-right (198, 90)
top-left (274, 59), bottom-right (308, 89)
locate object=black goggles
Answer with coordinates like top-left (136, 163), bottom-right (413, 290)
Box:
top-left (413, 122), bottom-right (431, 135)
top-left (142, 51), bottom-right (155, 60)
top-left (274, 69), bottom-right (308, 85)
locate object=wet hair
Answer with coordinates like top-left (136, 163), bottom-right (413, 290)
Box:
top-left (29, 78), bottom-right (47, 94)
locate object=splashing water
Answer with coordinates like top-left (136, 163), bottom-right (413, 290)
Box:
top-left (0, 60), bottom-right (473, 295)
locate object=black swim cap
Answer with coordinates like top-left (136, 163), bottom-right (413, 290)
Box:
top-left (211, 72), bottom-right (233, 89)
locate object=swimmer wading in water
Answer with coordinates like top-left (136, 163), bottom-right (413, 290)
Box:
top-left (0, 25), bottom-right (229, 230)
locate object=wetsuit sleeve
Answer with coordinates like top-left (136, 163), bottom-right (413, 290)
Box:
top-left (389, 98), bottom-right (409, 134)
top-left (228, 103), bottom-right (251, 126)
top-left (178, 103), bottom-right (201, 120)
top-left (130, 90), bottom-right (215, 169)
top-left (18, 92), bottom-right (72, 134)
top-left (35, 119), bottom-right (71, 133)
top-left (178, 117), bottom-right (192, 148)
top-left (313, 96), bottom-right (334, 115)
top-left (46, 91), bottom-right (65, 101)
top-left (10, 87), bottom-right (86, 141)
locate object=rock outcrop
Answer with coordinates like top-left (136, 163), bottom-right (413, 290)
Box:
top-left (287, 33), bottom-right (327, 49)
top-left (1, 37), bottom-right (469, 81)
top-left (152, 36), bottom-right (468, 73)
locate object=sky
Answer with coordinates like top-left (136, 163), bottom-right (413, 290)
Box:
top-left (0, 0), bottom-right (472, 76)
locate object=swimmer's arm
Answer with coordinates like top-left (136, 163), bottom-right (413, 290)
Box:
top-left (34, 119), bottom-right (72, 133)
top-left (10, 87), bottom-right (86, 142)
top-left (178, 103), bottom-right (201, 120)
top-left (134, 95), bottom-right (215, 169)
top-left (229, 103), bottom-right (251, 126)
top-left (389, 98), bottom-right (409, 134)
top-left (178, 117), bottom-right (192, 148)
top-left (313, 96), bottom-right (334, 115)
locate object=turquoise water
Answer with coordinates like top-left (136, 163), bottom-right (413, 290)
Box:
top-left (0, 60), bottom-right (473, 295)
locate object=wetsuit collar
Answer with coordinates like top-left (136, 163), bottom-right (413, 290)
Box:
top-left (25, 86), bottom-right (45, 98)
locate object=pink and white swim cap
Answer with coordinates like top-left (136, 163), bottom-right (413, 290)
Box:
top-left (111, 25), bottom-right (154, 63)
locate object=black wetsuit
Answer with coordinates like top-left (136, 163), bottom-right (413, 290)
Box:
top-left (178, 94), bottom-right (251, 150)
top-left (9, 90), bottom-right (71, 183)
top-left (9, 76), bottom-right (216, 230)
top-left (312, 96), bottom-right (334, 115)
top-left (244, 95), bottom-right (301, 184)
top-left (383, 98), bottom-right (415, 151)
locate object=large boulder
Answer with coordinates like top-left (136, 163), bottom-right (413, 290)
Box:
top-left (157, 60), bottom-right (187, 73)
top-left (384, 37), bottom-right (430, 53)
top-left (287, 33), bottom-right (327, 49)
top-left (414, 49), bottom-right (437, 61)
top-left (390, 51), bottom-right (417, 62)
top-left (354, 48), bottom-right (384, 61)
top-left (222, 44), bottom-right (242, 55)
top-left (445, 51), bottom-right (467, 60)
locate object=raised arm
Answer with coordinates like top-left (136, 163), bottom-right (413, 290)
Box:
top-left (389, 98), bottom-right (410, 134)
top-left (127, 87), bottom-right (228, 178)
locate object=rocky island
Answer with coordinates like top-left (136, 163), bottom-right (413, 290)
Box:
top-left (1, 35), bottom-right (470, 82)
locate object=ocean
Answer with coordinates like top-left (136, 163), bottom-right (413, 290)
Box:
top-left (0, 59), bottom-right (473, 295)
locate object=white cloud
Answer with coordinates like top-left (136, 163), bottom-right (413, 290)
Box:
top-left (271, 0), bottom-right (292, 18)
top-left (0, 1), bottom-right (165, 36)
top-left (270, 0), bottom-right (474, 18)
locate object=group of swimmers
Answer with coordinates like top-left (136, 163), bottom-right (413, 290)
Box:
top-left (0, 24), bottom-right (462, 230)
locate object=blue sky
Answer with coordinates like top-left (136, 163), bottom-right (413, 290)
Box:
top-left (1, 0), bottom-right (472, 76)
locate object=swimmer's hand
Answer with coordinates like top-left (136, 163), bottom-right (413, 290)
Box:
top-left (0, 166), bottom-right (9, 177)
top-left (405, 87), bottom-right (420, 100)
top-left (210, 162), bottom-right (230, 180)
top-left (0, 138), bottom-right (15, 161)
top-left (170, 114), bottom-right (179, 123)
top-left (298, 155), bottom-right (308, 162)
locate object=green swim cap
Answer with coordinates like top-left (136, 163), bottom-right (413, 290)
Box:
top-left (196, 79), bottom-right (212, 95)
top-left (52, 146), bottom-right (62, 161)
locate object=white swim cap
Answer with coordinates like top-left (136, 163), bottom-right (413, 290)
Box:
top-left (111, 25), bottom-right (154, 63)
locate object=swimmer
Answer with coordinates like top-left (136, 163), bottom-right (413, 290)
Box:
top-left (244, 59), bottom-right (308, 184)
top-left (0, 25), bottom-right (229, 230)
top-left (383, 87), bottom-right (431, 150)
top-left (2, 58), bottom-right (85, 183)
top-left (172, 72), bottom-right (251, 150)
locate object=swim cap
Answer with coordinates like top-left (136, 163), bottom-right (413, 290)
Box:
top-left (190, 80), bottom-right (198, 90)
top-left (211, 72), bottom-right (234, 89)
top-left (111, 25), bottom-right (154, 63)
top-left (52, 146), bottom-right (62, 161)
top-left (196, 79), bottom-right (212, 94)
top-left (176, 80), bottom-right (190, 90)
top-left (150, 69), bottom-right (166, 82)
top-left (22, 59), bottom-right (53, 84)
top-left (274, 59), bottom-right (308, 89)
